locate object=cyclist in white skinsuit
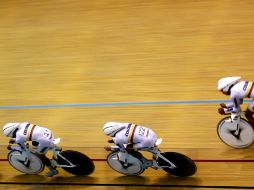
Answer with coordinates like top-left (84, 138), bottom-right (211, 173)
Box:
top-left (103, 122), bottom-right (158, 151)
top-left (217, 76), bottom-right (254, 126)
top-left (3, 122), bottom-right (58, 177)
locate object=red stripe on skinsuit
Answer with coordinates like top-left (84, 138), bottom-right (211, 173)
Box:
top-left (248, 83), bottom-right (254, 98)
top-left (130, 125), bottom-right (137, 143)
top-left (29, 125), bottom-right (36, 140)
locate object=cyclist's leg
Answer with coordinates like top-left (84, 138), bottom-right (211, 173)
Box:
top-left (245, 100), bottom-right (254, 127)
top-left (133, 131), bottom-right (157, 150)
top-left (37, 140), bottom-right (58, 177)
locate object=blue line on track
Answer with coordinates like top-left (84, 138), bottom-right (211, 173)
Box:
top-left (0, 99), bottom-right (252, 109)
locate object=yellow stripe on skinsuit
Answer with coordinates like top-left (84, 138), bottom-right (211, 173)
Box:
top-left (128, 124), bottom-right (137, 143)
top-left (246, 82), bottom-right (253, 97)
top-left (27, 124), bottom-right (36, 141)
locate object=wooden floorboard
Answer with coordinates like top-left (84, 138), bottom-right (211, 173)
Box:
top-left (0, 0), bottom-right (254, 189)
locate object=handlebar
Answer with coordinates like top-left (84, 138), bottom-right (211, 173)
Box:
top-left (218, 102), bottom-right (248, 115)
top-left (7, 141), bottom-right (62, 155)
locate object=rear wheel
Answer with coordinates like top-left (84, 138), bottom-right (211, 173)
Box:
top-left (158, 152), bottom-right (197, 177)
top-left (8, 150), bottom-right (45, 174)
top-left (107, 151), bottom-right (144, 176)
top-left (217, 117), bottom-right (254, 148)
top-left (57, 150), bottom-right (95, 176)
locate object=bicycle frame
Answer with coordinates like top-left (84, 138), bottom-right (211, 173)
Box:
top-left (108, 145), bottom-right (177, 170)
top-left (140, 147), bottom-right (177, 169)
top-left (50, 146), bottom-right (76, 168)
top-left (9, 141), bottom-right (77, 169)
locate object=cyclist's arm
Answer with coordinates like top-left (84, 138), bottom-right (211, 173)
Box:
top-left (220, 98), bottom-right (243, 115)
top-left (230, 96), bottom-right (243, 113)
top-left (15, 137), bottom-right (26, 150)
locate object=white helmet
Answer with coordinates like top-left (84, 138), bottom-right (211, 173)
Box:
top-left (217, 76), bottom-right (241, 93)
top-left (103, 122), bottom-right (125, 137)
top-left (3, 123), bottom-right (20, 137)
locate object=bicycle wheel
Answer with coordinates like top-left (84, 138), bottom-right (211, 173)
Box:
top-left (157, 152), bottom-right (197, 177)
top-left (107, 151), bottom-right (145, 176)
top-left (217, 117), bottom-right (254, 148)
top-left (8, 150), bottom-right (45, 174)
top-left (57, 150), bottom-right (95, 176)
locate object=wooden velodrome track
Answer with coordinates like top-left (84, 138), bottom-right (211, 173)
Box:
top-left (0, 0), bottom-right (254, 189)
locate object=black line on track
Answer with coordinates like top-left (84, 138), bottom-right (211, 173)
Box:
top-left (2, 159), bottom-right (254, 162)
top-left (0, 182), bottom-right (253, 189)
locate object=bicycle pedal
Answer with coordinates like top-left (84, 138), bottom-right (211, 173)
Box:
top-left (50, 160), bottom-right (58, 167)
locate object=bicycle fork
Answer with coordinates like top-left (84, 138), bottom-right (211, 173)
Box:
top-left (231, 113), bottom-right (241, 136)
top-left (147, 148), bottom-right (177, 169)
top-left (16, 150), bottom-right (31, 167)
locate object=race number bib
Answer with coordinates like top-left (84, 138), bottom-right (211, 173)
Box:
top-left (138, 127), bottom-right (149, 137)
top-left (43, 129), bottom-right (51, 138)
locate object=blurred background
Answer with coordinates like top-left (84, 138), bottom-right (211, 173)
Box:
top-left (0, 0), bottom-right (254, 189)
top-left (0, 0), bottom-right (254, 188)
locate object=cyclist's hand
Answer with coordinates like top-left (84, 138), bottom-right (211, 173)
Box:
top-left (9, 139), bottom-right (15, 144)
top-left (220, 103), bottom-right (227, 108)
top-left (7, 145), bottom-right (12, 150)
top-left (218, 108), bottom-right (226, 115)
top-left (104, 146), bottom-right (112, 151)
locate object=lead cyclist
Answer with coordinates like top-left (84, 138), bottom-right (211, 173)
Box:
top-left (217, 76), bottom-right (254, 126)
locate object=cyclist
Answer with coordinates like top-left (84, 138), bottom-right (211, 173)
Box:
top-left (3, 122), bottom-right (58, 177)
top-left (217, 76), bottom-right (254, 126)
top-left (103, 122), bottom-right (158, 151)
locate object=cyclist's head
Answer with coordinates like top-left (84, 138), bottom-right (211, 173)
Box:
top-left (217, 76), bottom-right (241, 95)
top-left (3, 123), bottom-right (20, 138)
top-left (103, 122), bottom-right (125, 137)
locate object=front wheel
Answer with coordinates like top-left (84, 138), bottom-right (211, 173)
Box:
top-left (217, 117), bottom-right (254, 148)
top-left (107, 151), bottom-right (145, 176)
top-left (57, 150), bottom-right (95, 176)
top-left (8, 150), bottom-right (45, 174)
top-left (157, 152), bottom-right (197, 177)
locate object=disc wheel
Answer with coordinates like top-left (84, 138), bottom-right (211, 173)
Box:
top-left (158, 152), bottom-right (197, 177)
top-left (107, 151), bottom-right (144, 176)
top-left (217, 117), bottom-right (254, 148)
top-left (57, 150), bottom-right (95, 176)
top-left (8, 150), bottom-right (45, 174)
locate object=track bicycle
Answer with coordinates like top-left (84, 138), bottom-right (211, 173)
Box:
top-left (7, 138), bottom-right (95, 176)
top-left (106, 138), bottom-right (197, 177)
